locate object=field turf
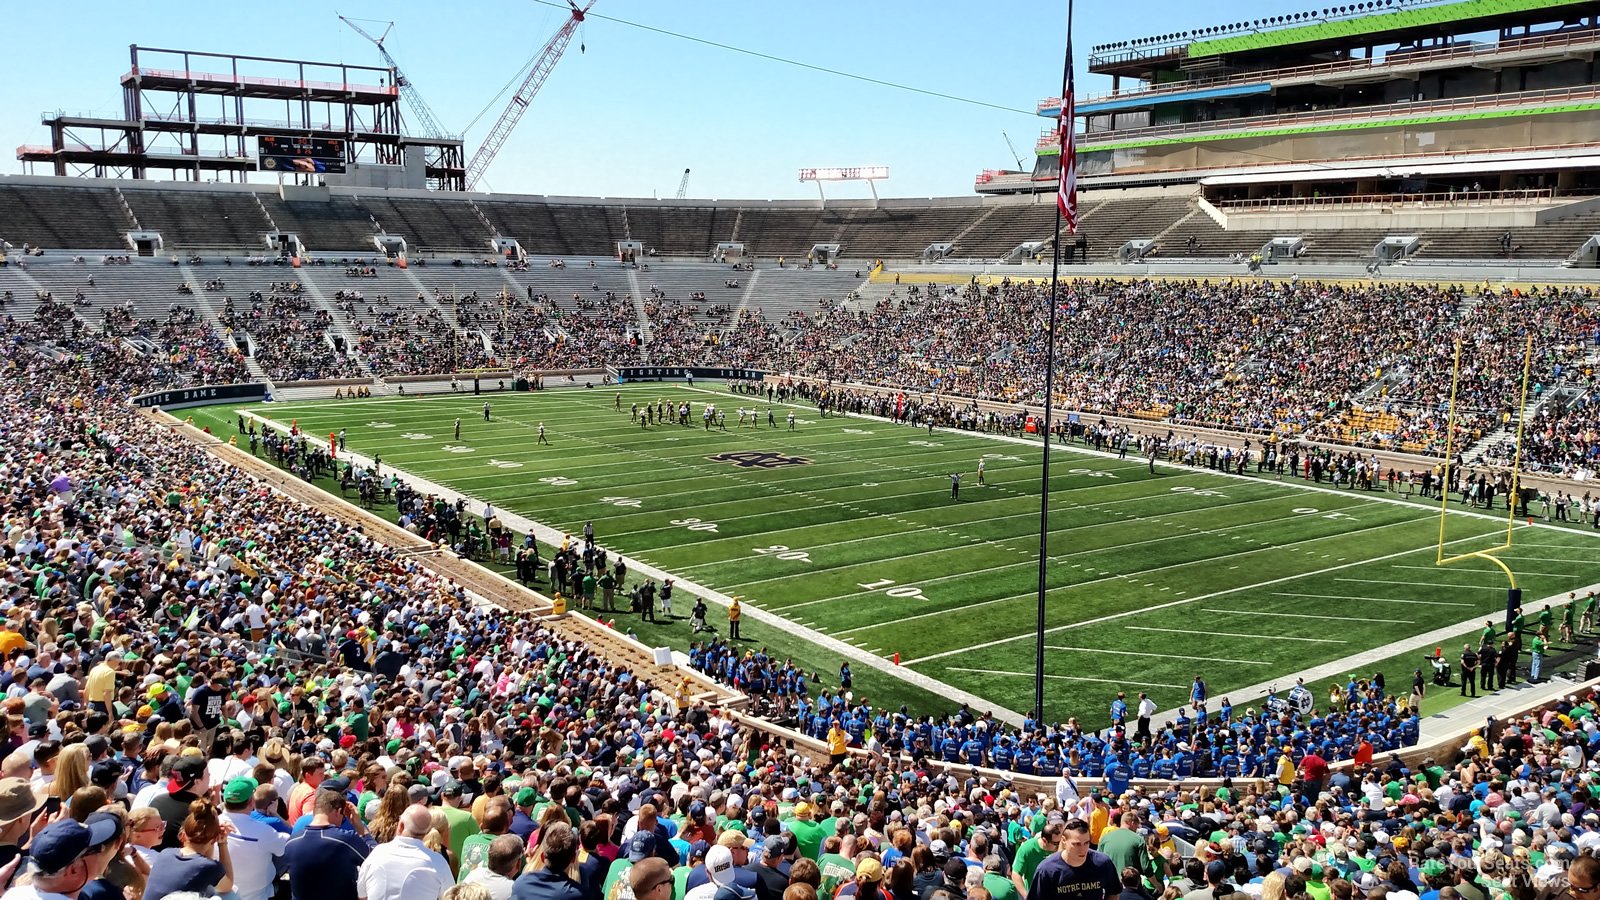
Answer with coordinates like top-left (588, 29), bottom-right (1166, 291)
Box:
top-left (191, 385), bottom-right (1600, 725)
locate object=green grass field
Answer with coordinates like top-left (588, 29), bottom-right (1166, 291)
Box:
top-left (190, 385), bottom-right (1600, 725)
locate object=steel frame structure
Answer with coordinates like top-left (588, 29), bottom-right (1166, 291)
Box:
top-left (19, 45), bottom-right (466, 190)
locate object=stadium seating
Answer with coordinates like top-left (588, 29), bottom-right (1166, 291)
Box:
top-left (121, 189), bottom-right (274, 251)
top-left (0, 183), bottom-right (129, 249)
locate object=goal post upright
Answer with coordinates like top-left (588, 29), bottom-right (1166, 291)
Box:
top-left (1435, 333), bottom-right (1535, 625)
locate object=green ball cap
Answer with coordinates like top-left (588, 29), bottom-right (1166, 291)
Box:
top-left (223, 777), bottom-right (259, 804)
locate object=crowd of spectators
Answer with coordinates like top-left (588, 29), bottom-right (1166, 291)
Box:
top-left (1480, 393), bottom-right (1600, 482)
top-left (5, 343), bottom-right (1600, 900)
top-left (219, 285), bottom-right (362, 383)
top-left (4, 266), bottom-right (1598, 475)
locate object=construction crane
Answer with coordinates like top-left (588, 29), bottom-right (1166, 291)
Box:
top-left (339, 16), bottom-right (450, 140)
top-left (465, 0), bottom-right (595, 190)
top-left (1002, 132), bottom-right (1026, 170)
top-left (675, 168), bottom-right (691, 200)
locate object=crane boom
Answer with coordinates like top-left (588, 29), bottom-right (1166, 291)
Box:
top-left (465, 0), bottom-right (594, 190)
top-left (1002, 132), bottom-right (1025, 170)
top-left (675, 168), bottom-right (690, 200)
top-left (339, 15), bottom-right (450, 140)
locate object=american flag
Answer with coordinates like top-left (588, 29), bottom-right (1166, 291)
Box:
top-left (1058, 85), bottom-right (1078, 234)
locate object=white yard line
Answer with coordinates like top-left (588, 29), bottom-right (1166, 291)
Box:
top-left (1042, 646), bottom-right (1270, 666)
top-left (899, 529), bottom-right (1504, 666)
top-left (759, 495), bottom-right (1354, 607)
top-left (1390, 564), bottom-right (1583, 578)
top-left (1335, 578), bottom-right (1506, 590)
top-left (835, 516), bottom-right (1426, 636)
top-left (1202, 608), bottom-right (1414, 624)
top-left (1271, 592), bottom-right (1476, 607)
top-left (1127, 626), bottom-right (1347, 643)
top-left (945, 667), bottom-right (1189, 690)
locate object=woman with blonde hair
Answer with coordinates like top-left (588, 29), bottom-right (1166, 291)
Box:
top-left (142, 798), bottom-right (235, 899)
top-left (367, 786), bottom-right (411, 844)
top-left (50, 743), bottom-right (92, 807)
top-left (428, 807), bottom-right (458, 878)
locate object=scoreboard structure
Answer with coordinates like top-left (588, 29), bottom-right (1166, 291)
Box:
top-left (257, 135), bottom-right (348, 174)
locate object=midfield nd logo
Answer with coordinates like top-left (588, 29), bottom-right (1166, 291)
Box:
top-left (709, 451), bottom-right (812, 469)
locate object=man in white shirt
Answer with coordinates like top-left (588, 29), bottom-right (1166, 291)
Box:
top-left (460, 834), bottom-right (523, 900)
top-left (246, 600), bottom-right (269, 641)
top-left (357, 803), bottom-right (453, 900)
top-left (223, 777), bottom-right (288, 900)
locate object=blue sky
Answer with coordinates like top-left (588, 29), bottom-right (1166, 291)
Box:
top-left (1, 0), bottom-right (1291, 200)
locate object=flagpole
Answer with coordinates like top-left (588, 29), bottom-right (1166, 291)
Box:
top-left (1035, 0), bottom-right (1075, 725)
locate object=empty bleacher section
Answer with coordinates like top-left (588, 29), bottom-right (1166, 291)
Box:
top-left (732, 208), bottom-right (834, 259)
top-left (0, 184), bottom-right (129, 249)
top-left (623, 205), bottom-right (737, 257)
top-left (7, 177), bottom-right (1600, 277)
top-left (260, 195), bottom-right (381, 252)
top-left (360, 196), bottom-right (489, 253)
top-left (120, 189), bottom-right (272, 251)
top-left (957, 201), bottom-right (1058, 258)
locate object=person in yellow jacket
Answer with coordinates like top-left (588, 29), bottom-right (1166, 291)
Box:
top-left (729, 598), bottom-right (742, 640)
top-left (827, 720), bottom-right (849, 769)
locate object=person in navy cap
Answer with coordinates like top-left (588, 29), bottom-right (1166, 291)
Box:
top-left (14, 815), bottom-right (119, 899)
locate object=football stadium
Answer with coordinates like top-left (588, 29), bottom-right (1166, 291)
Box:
top-left (3, 1), bottom-right (1600, 899)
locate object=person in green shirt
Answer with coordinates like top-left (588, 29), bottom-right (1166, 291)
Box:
top-left (1012, 821), bottom-right (1061, 898)
top-left (1098, 813), bottom-right (1157, 891)
top-left (984, 858), bottom-right (1020, 900)
top-left (439, 780), bottom-right (481, 864)
top-left (458, 801), bottom-right (509, 883)
top-left (1531, 628), bottom-right (1548, 682)
top-left (787, 802), bottom-right (827, 861)
top-left (817, 836), bottom-right (856, 899)
top-left (347, 698), bottom-right (370, 742)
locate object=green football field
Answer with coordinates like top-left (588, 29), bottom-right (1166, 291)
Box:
top-left (193, 385), bottom-right (1600, 724)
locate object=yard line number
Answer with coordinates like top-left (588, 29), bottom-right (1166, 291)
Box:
top-left (753, 545), bottom-right (812, 563)
top-left (858, 578), bottom-right (927, 601)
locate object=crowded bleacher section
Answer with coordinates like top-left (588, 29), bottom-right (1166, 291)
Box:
top-left (0, 340), bottom-right (1598, 900)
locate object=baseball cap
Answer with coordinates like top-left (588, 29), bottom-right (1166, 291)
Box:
top-left (1205, 860), bottom-right (1229, 883)
top-left (628, 831), bottom-right (657, 863)
top-left (718, 830), bottom-right (754, 849)
top-left (441, 780), bottom-right (464, 797)
top-left (856, 859), bottom-right (886, 883)
top-left (223, 777), bottom-right (259, 805)
top-left (31, 820), bottom-right (93, 874)
top-left (168, 756), bottom-right (206, 792)
top-left (82, 811), bottom-right (123, 851)
top-left (707, 845), bottom-right (739, 886)
top-left (514, 787), bottom-right (538, 807)
top-left (930, 839), bottom-right (950, 859)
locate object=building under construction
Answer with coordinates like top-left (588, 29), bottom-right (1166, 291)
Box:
top-left (18, 45), bottom-right (468, 191)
